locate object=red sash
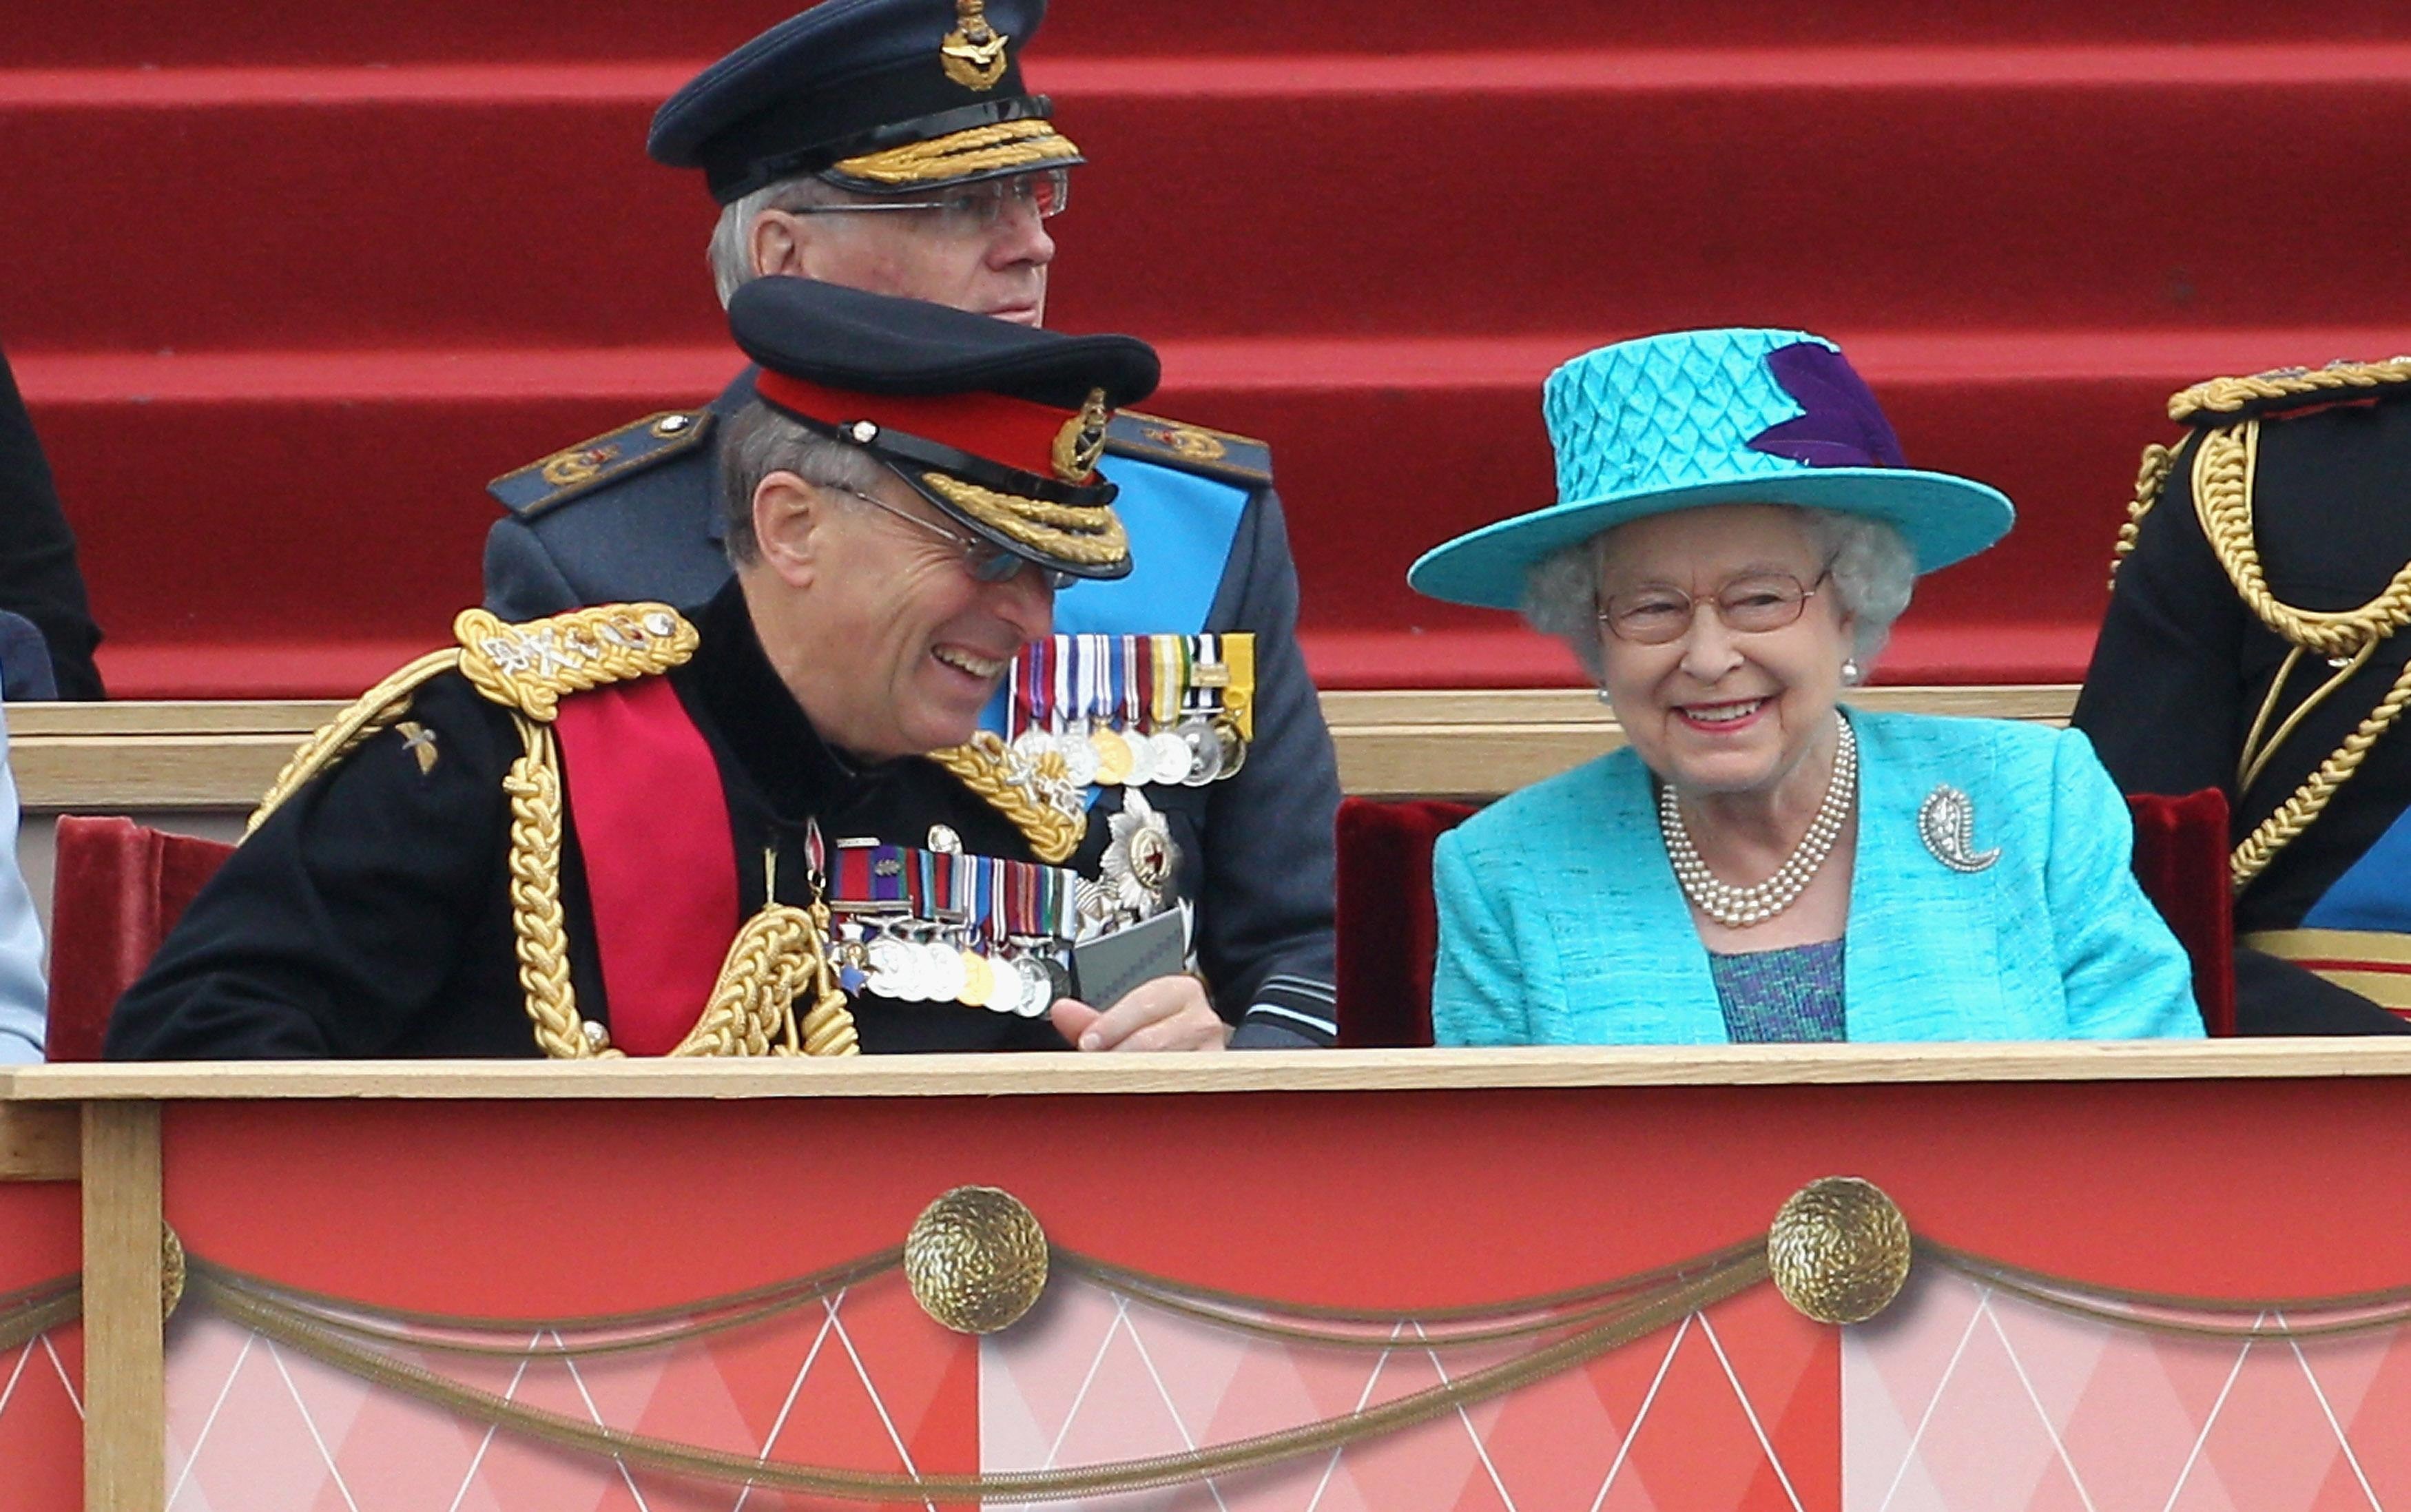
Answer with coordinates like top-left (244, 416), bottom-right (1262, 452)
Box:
top-left (550, 677), bottom-right (738, 1055)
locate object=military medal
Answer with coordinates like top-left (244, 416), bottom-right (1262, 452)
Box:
top-left (1090, 727), bottom-right (1135, 786)
top-left (1179, 718), bottom-right (1223, 785)
top-left (919, 936), bottom-right (968, 1003)
top-left (866, 935), bottom-right (919, 1000)
top-left (959, 949), bottom-right (995, 1008)
top-left (1000, 632), bottom-right (1257, 794)
top-left (831, 840), bottom-right (1079, 1014)
top-left (1102, 789), bottom-right (1178, 917)
top-left (1008, 637), bottom-right (1058, 770)
top-left (1179, 634), bottom-right (1232, 786)
top-left (1080, 640), bottom-right (1135, 783)
top-left (1115, 635), bottom-right (1160, 786)
top-left (1007, 956), bottom-right (1053, 1017)
top-left (1055, 636), bottom-right (1101, 789)
top-left (1212, 717), bottom-right (1248, 780)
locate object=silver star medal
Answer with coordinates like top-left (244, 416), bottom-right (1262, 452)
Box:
top-left (1101, 789), bottom-right (1179, 916)
top-left (1918, 784), bottom-right (2002, 873)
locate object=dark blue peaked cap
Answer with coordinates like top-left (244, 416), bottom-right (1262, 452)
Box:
top-left (650, 0), bottom-right (1082, 205)
top-left (728, 278), bottom-right (1157, 579)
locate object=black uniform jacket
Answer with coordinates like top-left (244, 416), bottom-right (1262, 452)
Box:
top-left (0, 346), bottom-right (103, 699)
top-left (480, 371), bottom-right (1339, 1046)
top-left (2072, 400), bottom-right (2411, 1035)
top-left (105, 583), bottom-right (1073, 1059)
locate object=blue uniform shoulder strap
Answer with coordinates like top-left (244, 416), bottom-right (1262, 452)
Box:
top-left (1104, 410), bottom-right (1271, 488)
top-left (488, 409), bottom-right (716, 519)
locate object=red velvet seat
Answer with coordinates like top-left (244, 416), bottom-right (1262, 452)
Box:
top-left (1335, 789), bottom-right (2236, 1047)
top-left (39, 789), bottom-right (2233, 1059)
top-left (44, 815), bottom-right (235, 1061)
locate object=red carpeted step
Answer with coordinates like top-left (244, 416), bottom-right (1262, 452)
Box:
top-left (7, 48), bottom-right (2411, 349)
top-left (13, 1), bottom-right (2411, 66)
top-left (32, 327), bottom-right (2406, 698)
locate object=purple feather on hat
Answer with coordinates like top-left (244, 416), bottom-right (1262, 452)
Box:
top-left (1746, 342), bottom-right (1907, 470)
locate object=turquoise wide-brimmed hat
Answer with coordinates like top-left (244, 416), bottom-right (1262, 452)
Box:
top-left (1407, 328), bottom-right (2015, 610)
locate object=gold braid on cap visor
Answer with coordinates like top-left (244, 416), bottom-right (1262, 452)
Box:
top-left (831, 118), bottom-right (1080, 187)
top-left (920, 472), bottom-right (1130, 569)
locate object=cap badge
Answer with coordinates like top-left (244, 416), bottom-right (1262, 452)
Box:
top-left (1052, 389), bottom-right (1111, 484)
top-left (940, 0), bottom-right (1011, 91)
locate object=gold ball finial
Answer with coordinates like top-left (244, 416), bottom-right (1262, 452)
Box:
top-left (161, 1223), bottom-right (187, 1322)
top-left (904, 1186), bottom-right (1049, 1334)
top-left (1768, 1177), bottom-right (1912, 1324)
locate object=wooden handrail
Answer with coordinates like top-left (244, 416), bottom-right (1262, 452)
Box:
top-left (9, 685), bottom-right (2079, 810)
top-left (1, 1036), bottom-right (2400, 1101)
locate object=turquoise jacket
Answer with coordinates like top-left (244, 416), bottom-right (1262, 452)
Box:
top-left (1432, 711), bottom-right (2203, 1044)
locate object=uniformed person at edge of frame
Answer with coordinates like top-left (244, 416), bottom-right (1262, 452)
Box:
top-left (107, 280), bottom-right (1252, 1059)
top-left (478, 0), bottom-right (1341, 1049)
top-left (2073, 358), bottom-right (2411, 1036)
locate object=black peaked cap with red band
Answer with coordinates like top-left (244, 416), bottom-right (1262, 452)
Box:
top-left (728, 277), bottom-right (1160, 580)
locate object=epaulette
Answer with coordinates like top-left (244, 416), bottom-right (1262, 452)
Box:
top-left (454, 603), bottom-right (699, 722)
top-left (1104, 410), bottom-right (1272, 488)
top-left (488, 411), bottom-right (715, 518)
top-left (2169, 358), bottom-right (2411, 426)
top-left (246, 603), bottom-right (700, 838)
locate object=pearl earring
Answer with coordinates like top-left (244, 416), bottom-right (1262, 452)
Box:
top-left (1595, 687), bottom-right (1613, 705)
top-left (1841, 659), bottom-right (1861, 683)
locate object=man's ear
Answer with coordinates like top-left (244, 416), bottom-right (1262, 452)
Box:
top-left (748, 208), bottom-right (807, 280)
top-left (752, 472), bottom-right (825, 588)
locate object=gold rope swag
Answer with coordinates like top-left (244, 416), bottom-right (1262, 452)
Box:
top-left (0, 1276), bottom-right (81, 1356)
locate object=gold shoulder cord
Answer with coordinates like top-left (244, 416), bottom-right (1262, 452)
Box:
top-left (247, 604), bottom-right (858, 1059)
top-left (926, 732), bottom-right (1085, 863)
top-left (2160, 361), bottom-right (2411, 893)
top-left (2107, 440), bottom-right (2181, 591)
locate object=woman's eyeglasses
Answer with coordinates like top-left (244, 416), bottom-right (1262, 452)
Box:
top-left (1597, 565), bottom-right (1834, 645)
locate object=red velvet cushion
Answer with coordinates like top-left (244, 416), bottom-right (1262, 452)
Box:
top-left (44, 815), bottom-right (234, 1061)
top-left (1334, 798), bottom-right (1472, 1047)
top-left (1334, 787), bottom-right (2239, 1046)
top-left (2124, 789), bottom-right (2235, 1037)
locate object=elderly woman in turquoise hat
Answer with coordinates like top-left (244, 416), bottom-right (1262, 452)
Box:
top-left (1407, 329), bottom-right (2202, 1044)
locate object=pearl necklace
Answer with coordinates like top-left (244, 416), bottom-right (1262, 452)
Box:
top-left (1657, 716), bottom-right (1859, 928)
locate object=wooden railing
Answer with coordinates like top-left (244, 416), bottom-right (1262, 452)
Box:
top-left (9, 685), bottom-right (2080, 813)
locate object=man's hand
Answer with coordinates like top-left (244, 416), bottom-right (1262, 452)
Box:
top-left (1048, 973), bottom-right (1231, 1053)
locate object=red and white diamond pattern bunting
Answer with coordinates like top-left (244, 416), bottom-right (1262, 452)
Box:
top-left (981, 1274), bottom-right (1832, 1512)
top-left (1846, 1269), bottom-right (2411, 1511)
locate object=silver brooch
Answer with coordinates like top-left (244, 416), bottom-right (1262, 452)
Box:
top-left (1918, 785), bottom-right (2001, 874)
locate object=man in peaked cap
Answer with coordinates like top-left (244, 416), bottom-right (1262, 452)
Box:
top-left (477, 0), bottom-right (1342, 1050)
top-left (111, 282), bottom-right (1243, 1059)
top-left (2076, 360), bottom-right (2411, 1036)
